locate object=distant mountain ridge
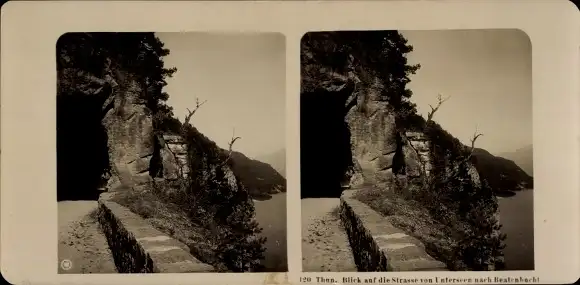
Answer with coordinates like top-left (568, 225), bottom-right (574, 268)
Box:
top-left (257, 149), bottom-right (286, 178)
top-left (229, 151), bottom-right (286, 200)
top-left (471, 147), bottom-right (534, 192)
top-left (497, 145), bottom-right (533, 176)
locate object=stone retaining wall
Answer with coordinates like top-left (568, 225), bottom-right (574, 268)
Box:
top-left (162, 134), bottom-right (190, 179)
top-left (339, 190), bottom-right (447, 271)
top-left (404, 132), bottom-right (432, 178)
top-left (97, 198), bottom-right (214, 273)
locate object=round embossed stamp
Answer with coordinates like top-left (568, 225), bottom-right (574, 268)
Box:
top-left (60, 259), bottom-right (73, 271)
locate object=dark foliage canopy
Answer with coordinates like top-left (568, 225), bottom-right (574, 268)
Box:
top-left (301, 31), bottom-right (420, 115)
top-left (57, 32), bottom-right (177, 124)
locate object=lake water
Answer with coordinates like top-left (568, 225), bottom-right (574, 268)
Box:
top-left (253, 192), bottom-right (288, 272)
top-left (498, 190), bottom-right (534, 270)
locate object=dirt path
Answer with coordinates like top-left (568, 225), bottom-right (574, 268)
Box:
top-left (301, 198), bottom-right (357, 272)
top-left (58, 200), bottom-right (117, 274)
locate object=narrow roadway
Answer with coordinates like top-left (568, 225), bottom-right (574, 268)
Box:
top-left (58, 200), bottom-right (117, 274)
top-left (301, 198), bottom-right (357, 272)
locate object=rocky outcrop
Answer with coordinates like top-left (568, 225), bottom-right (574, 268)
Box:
top-left (344, 74), bottom-right (400, 186)
top-left (99, 85), bottom-right (191, 192)
top-left (102, 74), bottom-right (155, 192)
top-left (98, 83), bottom-right (188, 189)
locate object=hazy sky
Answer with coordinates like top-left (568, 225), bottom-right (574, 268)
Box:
top-left (401, 29), bottom-right (532, 155)
top-left (155, 30), bottom-right (530, 158)
top-left (157, 32), bottom-right (286, 159)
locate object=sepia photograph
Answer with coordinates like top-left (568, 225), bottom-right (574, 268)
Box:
top-left (56, 32), bottom-right (287, 273)
top-left (300, 29), bottom-right (534, 272)
top-left (2, 1), bottom-right (578, 284)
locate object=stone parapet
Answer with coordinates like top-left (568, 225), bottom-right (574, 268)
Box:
top-left (97, 198), bottom-right (214, 273)
top-left (339, 190), bottom-right (447, 272)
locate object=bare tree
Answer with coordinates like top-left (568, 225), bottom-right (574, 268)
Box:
top-left (183, 98), bottom-right (207, 127)
top-left (464, 129), bottom-right (483, 162)
top-left (221, 128), bottom-right (242, 166)
top-left (426, 93), bottom-right (450, 123)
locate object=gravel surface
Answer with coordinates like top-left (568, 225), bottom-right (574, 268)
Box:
top-left (58, 201), bottom-right (117, 274)
top-left (301, 198), bottom-right (357, 272)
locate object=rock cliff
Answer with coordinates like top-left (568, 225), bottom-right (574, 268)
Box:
top-left (101, 73), bottom-right (156, 191)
